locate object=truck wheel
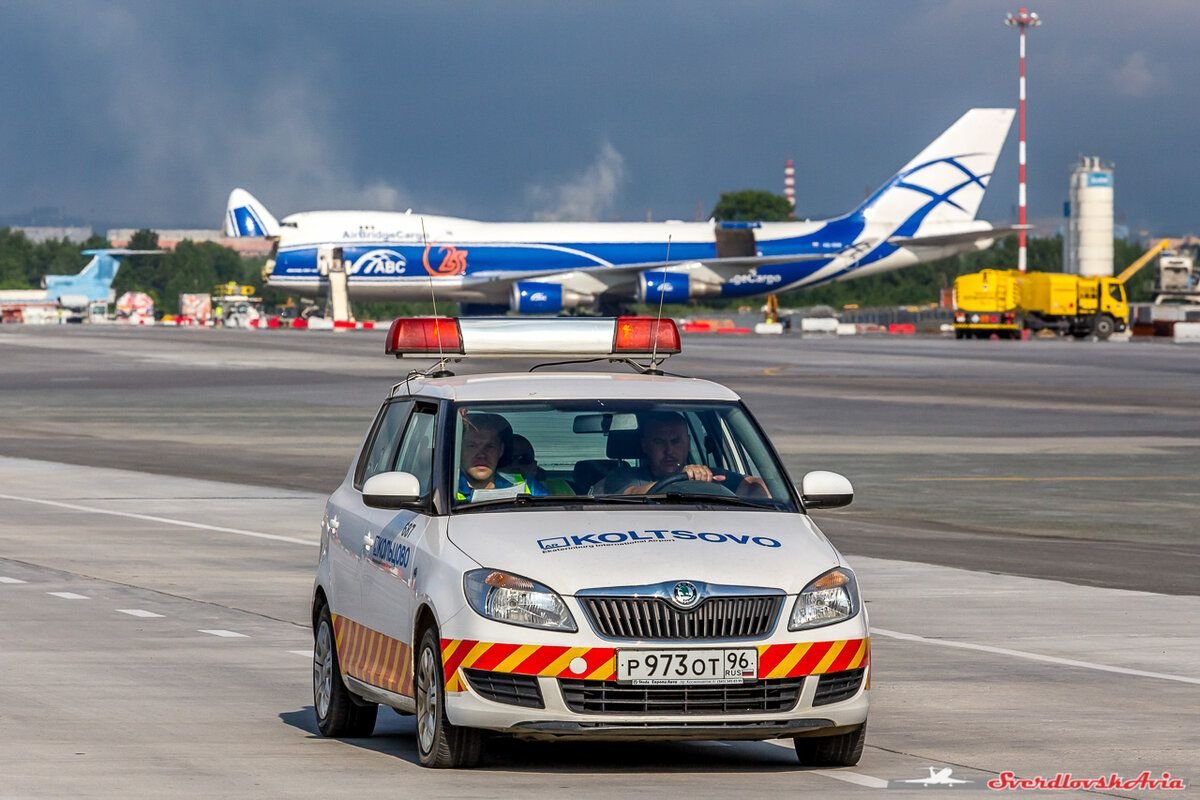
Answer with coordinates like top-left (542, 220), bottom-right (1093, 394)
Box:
top-left (415, 627), bottom-right (482, 768)
top-left (1094, 315), bottom-right (1115, 340)
top-left (795, 723), bottom-right (867, 767)
top-left (313, 604), bottom-right (378, 737)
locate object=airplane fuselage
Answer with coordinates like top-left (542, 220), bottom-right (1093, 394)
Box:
top-left (266, 211), bottom-right (953, 301)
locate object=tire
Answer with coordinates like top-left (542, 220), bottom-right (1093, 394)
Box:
top-left (414, 626), bottom-right (483, 768)
top-left (1094, 315), bottom-right (1115, 340)
top-left (794, 723), bottom-right (867, 767)
top-left (313, 604), bottom-right (378, 738)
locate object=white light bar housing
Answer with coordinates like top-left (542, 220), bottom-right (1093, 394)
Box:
top-left (385, 316), bottom-right (681, 359)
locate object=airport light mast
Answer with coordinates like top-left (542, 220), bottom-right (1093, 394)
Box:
top-left (1006, 7), bottom-right (1040, 273)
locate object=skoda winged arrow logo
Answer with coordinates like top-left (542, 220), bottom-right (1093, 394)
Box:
top-left (671, 581), bottom-right (700, 609)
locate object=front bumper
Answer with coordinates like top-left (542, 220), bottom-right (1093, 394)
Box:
top-left (442, 637), bottom-right (870, 739)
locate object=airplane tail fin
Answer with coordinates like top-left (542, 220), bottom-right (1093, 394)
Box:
top-left (224, 188), bottom-right (280, 238)
top-left (849, 108), bottom-right (1014, 229)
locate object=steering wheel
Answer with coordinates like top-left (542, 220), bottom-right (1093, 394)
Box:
top-left (647, 472), bottom-right (736, 497)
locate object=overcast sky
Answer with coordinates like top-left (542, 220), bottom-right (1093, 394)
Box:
top-left (2, 0), bottom-right (1196, 235)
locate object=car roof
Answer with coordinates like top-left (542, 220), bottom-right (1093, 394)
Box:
top-left (393, 371), bottom-right (741, 403)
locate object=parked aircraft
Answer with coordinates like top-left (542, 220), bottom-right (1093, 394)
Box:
top-left (226, 108), bottom-right (1017, 315)
top-left (0, 249), bottom-right (160, 312)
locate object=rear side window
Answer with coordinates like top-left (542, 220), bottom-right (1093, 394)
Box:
top-left (357, 400), bottom-right (413, 486)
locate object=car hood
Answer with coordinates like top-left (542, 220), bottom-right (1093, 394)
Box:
top-left (446, 509), bottom-right (842, 596)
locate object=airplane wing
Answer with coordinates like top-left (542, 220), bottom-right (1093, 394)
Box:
top-left (887, 225), bottom-right (1032, 249)
top-left (456, 250), bottom-right (851, 301)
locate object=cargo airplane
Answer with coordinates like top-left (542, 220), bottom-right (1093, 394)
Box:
top-left (225, 108), bottom-right (1017, 315)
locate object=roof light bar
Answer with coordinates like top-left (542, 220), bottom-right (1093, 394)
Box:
top-left (614, 316), bottom-right (681, 355)
top-left (383, 316), bottom-right (682, 359)
top-left (385, 317), bottom-right (464, 356)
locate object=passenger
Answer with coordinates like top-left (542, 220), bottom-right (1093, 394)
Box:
top-left (594, 411), bottom-right (770, 498)
top-left (456, 413), bottom-right (548, 501)
top-left (501, 434), bottom-right (574, 495)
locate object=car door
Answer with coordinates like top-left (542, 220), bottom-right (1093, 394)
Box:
top-left (357, 402), bottom-right (439, 697)
top-left (328, 399), bottom-right (412, 668)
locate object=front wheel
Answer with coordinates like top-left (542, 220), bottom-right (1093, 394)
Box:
top-left (313, 604), bottom-right (378, 738)
top-left (415, 627), bottom-right (483, 768)
top-left (794, 723), bottom-right (866, 767)
top-left (1094, 314), bottom-right (1115, 340)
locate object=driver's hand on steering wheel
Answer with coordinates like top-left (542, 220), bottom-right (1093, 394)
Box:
top-left (680, 464), bottom-right (721, 482)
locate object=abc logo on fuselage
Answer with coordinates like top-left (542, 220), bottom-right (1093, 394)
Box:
top-left (350, 249), bottom-right (408, 276)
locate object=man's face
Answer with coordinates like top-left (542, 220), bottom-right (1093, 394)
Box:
top-left (641, 420), bottom-right (689, 479)
top-left (462, 426), bottom-right (502, 483)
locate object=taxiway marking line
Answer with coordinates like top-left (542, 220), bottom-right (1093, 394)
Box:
top-left (0, 576), bottom-right (27, 584)
top-left (874, 627), bottom-right (1200, 686)
top-left (808, 769), bottom-right (888, 789)
top-left (898, 475), bottom-right (1187, 483)
top-left (200, 629), bottom-right (249, 638)
top-left (117, 609), bottom-right (164, 618)
top-left (0, 493), bottom-right (318, 547)
top-left (47, 591), bottom-right (89, 600)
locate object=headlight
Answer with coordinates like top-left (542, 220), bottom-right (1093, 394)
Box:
top-left (788, 567), bottom-right (860, 631)
top-left (463, 568), bottom-right (577, 632)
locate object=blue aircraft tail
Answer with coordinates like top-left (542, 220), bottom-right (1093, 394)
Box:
top-left (224, 188), bottom-right (280, 238)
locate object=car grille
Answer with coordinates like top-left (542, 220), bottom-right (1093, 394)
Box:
top-left (581, 595), bottom-right (782, 640)
top-left (559, 678), bottom-right (804, 715)
top-left (812, 668), bottom-right (865, 706)
top-left (463, 668), bottom-right (544, 709)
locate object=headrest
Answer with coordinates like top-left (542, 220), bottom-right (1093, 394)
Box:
top-left (606, 429), bottom-right (643, 460)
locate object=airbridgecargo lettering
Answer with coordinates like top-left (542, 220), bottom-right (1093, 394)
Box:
top-left (726, 272), bottom-right (783, 287)
top-left (537, 529), bottom-right (781, 553)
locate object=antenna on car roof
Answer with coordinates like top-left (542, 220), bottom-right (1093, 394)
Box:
top-left (420, 217), bottom-right (453, 377)
top-left (648, 235), bottom-right (672, 374)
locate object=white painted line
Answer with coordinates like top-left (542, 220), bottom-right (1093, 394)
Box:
top-left (0, 576), bottom-right (27, 584)
top-left (0, 493), bottom-right (317, 547)
top-left (809, 769), bottom-right (889, 789)
top-left (874, 627), bottom-right (1200, 686)
top-left (199, 629), bottom-right (249, 638)
top-left (47, 591), bottom-right (89, 600)
top-left (288, 649), bottom-right (312, 657)
top-left (117, 609), bottom-right (165, 619)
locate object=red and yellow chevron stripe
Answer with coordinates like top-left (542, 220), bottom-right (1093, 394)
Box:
top-left (332, 614), bottom-right (414, 698)
top-left (756, 637), bottom-right (869, 680)
top-left (440, 637), bottom-right (870, 692)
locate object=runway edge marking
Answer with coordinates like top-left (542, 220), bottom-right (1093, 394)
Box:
top-left (873, 627), bottom-right (1200, 686)
top-left (0, 493), bottom-right (318, 547)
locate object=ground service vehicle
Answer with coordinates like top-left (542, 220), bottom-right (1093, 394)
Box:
top-left (311, 316), bottom-right (870, 768)
top-left (953, 270), bottom-right (1128, 340)
top-left (951, 269), bottom-right (1021, 338)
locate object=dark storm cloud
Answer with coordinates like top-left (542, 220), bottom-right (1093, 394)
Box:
top-left (1, 0), bottom-right (1197, 233)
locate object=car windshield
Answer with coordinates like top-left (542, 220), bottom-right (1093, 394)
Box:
top-left (450, 400), bottom-right (795, 511)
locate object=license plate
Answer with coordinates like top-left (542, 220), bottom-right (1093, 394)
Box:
top-left (616, 648), bottom-right (758, 685)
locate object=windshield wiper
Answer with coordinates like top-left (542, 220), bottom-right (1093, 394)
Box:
top-left (641, 493), bottom-right (774, 509)
top-left (455, 494), bottom-right (650, 512)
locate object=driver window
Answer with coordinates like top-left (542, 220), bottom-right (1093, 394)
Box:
top-left (1108, 283), bottom-right (1124, 302)
top-left (393, 407), bottom-right (437, 495)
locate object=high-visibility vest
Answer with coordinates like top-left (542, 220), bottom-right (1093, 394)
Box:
top-left (456, 472), bottom-right (534, 501)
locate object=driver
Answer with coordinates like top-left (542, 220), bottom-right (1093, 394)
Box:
top-left (593, 411), bottom-right (769, 497)
top-left (456, 413), bottom-right (548, 501)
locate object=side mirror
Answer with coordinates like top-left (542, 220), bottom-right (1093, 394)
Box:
top-left (800, 471), bottom-right (854, 510)
top-left (362, 471), bottom-right (422, 508)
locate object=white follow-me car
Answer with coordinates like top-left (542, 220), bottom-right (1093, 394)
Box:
top-left (312, 316), bottom-right (869, 768)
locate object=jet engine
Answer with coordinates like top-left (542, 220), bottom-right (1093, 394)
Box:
top-left (510, 282), bottom-right (592, 314)
top-left (636, 271), bottom-right (722, 304)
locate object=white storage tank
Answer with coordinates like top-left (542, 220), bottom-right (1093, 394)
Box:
top-left (1064, 156), bottom-right (1114, 277)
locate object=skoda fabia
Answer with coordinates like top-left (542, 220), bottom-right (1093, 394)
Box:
top-left (311, 317), bottom-right (869, 768)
